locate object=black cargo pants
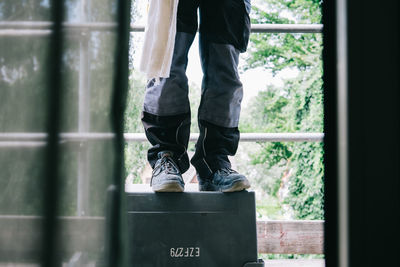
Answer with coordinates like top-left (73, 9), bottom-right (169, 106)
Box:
top-left (142, 0), bottom-right (251, 179)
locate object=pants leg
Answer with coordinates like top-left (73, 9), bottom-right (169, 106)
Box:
top-left (142, 32), bottom-right (195, 116)
top-left (191, 120), bottom-right (240, 179)
top-left (142, 0), bottom-right (200, 173)
top-left (142, 112), bottom-right (191, 173)
top-left (191, 0), bottom-right (251, 178)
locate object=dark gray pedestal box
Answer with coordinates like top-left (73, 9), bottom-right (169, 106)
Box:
top-left (126, 189), bottom-right (264, 267)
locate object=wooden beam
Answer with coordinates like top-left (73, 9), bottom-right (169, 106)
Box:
top-left (259, 259), bottom-right (325, 267)
top-left (0, 260), bottom-right (325, 267)
top-left (0, 216), bottom-right (105, 261)
top-left (0, 216), bottom-right (324, 261)
top-left (257, 220), bottom-right (324, 254)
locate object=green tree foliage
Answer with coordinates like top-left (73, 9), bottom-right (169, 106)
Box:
top-left (124, 71), bottom-right (149, 183)
top-left (241, 0), bottom-right (324, 219)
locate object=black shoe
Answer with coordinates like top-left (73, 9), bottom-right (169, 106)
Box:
top-left (151, 151), bottom-right (185, 192)
top-left (198, 168), bottom-right (251, 192)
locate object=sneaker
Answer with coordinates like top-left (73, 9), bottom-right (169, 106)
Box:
top-left (151, 151), bottom-right (185, 192)
top-left (198, 168), bottom-right (251, 192)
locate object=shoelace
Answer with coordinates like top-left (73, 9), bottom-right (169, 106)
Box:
top-left (218, 168), bottom-right (237, 175)
top-left (159, 156), bottom-right (178, 174)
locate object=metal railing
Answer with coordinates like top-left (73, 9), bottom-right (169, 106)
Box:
top-left (0, 132), bottom-right (324, 147)
top-left (0, 22), bottom-right (324, 148)
top-left (0, 132), bottom-right (325, 142)
top-left (0, 21), bottom-right (323, 36)
top-left (0, 19), bottom-right (323, 223)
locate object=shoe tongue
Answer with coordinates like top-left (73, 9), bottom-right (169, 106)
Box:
top-left (158, 151), bottom-right (173, 158)
top-left (219, 168), bottom-right (234, 175)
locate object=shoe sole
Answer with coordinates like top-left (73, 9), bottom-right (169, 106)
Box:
top-left (152, 182), bottom-right (184, 193)
top-left (221, 180), bottom-right (251, 193)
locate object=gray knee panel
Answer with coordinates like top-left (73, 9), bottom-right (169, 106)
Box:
top-left (143, 32), bottom-right (195, 116)
top-left (199, 41), bottom-right (243, 128)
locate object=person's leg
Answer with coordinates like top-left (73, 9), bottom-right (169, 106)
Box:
top-left (142, 32), bottom-right (195, 173)
top-left (191, 119), bottom-right (240, 177)
top-left (191, 0), bottom-right (251, 191)
top-left (142, 0), bottom-right (200, 191)
top-left (142, 112), bottom-right (191, 174)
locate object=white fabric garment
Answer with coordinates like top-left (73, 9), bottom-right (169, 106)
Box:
top-left (139, 0), bottom-right (180, 81)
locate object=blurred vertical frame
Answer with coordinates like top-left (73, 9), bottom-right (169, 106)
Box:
top-left (42, 0), bottom-right (65, 266)
top-left (105, 0), bottom-right (132, 267)
top-left (322, 0), bottom-right (339, 266)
